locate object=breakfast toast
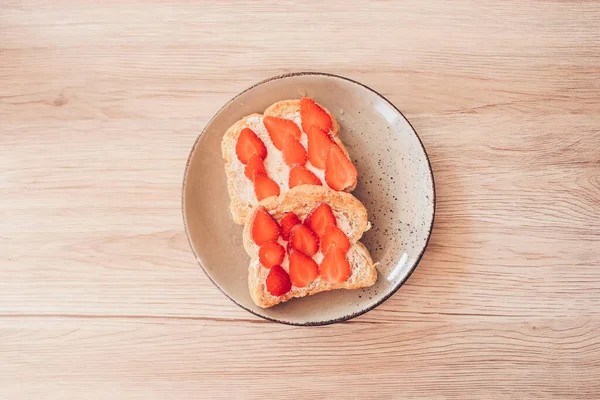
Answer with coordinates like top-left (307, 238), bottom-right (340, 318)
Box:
top-left (242, 185), bottom-right (377, 308)
top-left (221, 98), bottom-right (358, 224)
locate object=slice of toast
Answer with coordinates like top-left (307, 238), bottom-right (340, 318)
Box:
top-left (221, 99), bottom-right (356, 225)
top-left (242, 186), bottom-right (377, 308)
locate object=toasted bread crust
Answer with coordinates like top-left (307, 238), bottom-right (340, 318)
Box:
top-left (243, 186), bottom-right (376, 308)
top-left (222, 99), bottom-right (355, 225)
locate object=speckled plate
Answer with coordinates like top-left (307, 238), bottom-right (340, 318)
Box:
top-left (182, 72), bottom-right (435, 325)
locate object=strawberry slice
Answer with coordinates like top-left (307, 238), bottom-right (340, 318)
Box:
top-left (306, 125), bottom-right (335, 169)
top-left (319, 246), bottom-right (351, 283)
top-left (304, 203), bottom-right (336, 238)
top-left (282, 133), bottom-right (307, 166)
top-left (251, 207), bottom-right (280, 246)
top-left (300, 97), bottom-right (332, 134)
top-left (279, 212), bottom-right (301, 241)
top-left (288, 249), bottom-right (319, 288)
top-left (288, 224), bottom-right (319, 257)
top-left (320, 225), bottom-right (351, 254)
top-left (244, 154), bottom-right (267, 180)
top-left (266, 265), bottom-right (292, 296)
top-left (289, 165), bottom-right (322, 188)
top-left (263, 116), bottom-right (302, 151)
top-left (253, 174), bottom-right (280, 201)
top-left (325, 144), bottom-right (358, 191)
top-left (258, 241), bottom-right (285, 268)
top-left (235, 128), bottom-right (267, 164)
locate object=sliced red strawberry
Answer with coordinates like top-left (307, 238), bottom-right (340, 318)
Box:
top-left (288, 224), bottom-right (319, 257)
top-left (325, 144), bottom-right (358, 191)
top-left (288, 249), bottom-right (319, 288)
top-left (244, 153), bottom-right (267, 180)
top-left (266, 265), bottom-right (292, 296)
top-left (251, 207), bottom-right (280, 246)
top-left (319, 246), bottom-right (351, 283)
top-left (320, 225), bottom-right (351, 254)
top-left (306, 125), bottom-right (335, 169)
top-left (300, 97), bottom-right (332, 134)
top-left (263, 116), bottom-right (302, 151)
top-left (304, 203), bottom-right (336, 238)
top-left (279, 212), bottom-right (301, 241)
top-left (258, 241), bottom-right (285, 268)
top-left (253, 174), bottom-right (280, 201)
top-left (235, 127), bottom-right (267, 164)
top-left (289, 165), bottom-right (322, 188)
top-left (282, 133), bottom-right (307, 166)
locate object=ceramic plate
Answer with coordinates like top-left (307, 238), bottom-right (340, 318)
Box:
top-left (182, 72), bottom-right (435, 325)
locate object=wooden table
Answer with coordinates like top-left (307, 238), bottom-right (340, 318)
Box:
top-left (2, 1), bottom-right (599, 398)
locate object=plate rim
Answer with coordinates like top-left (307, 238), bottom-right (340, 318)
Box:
top-left (182, 71), bottom-right (436, 326)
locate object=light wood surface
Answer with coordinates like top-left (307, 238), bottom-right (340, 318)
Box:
top-left (2, 1), bottom-right (600, 398)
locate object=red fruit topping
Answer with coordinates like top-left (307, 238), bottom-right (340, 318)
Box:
top-left (251, 207), bottom-right (280, 246)
top-left (320, 225), bottom-right (351, 254)
top-left (319, 246), bottom-right (351, 283)
top-left (258, 241), bottom-right (285, 268)
top-left (289, 165), bottom-right (322, 188)
top-left (282, 133), bottom-right (307, 166)
top-left (263, 116), bottom-right (302, 151)
top-left (279, 212), bottom-right (301, 241)
top-left (288, 249), bottom-right (319, 288)
top-left (266, 265), bottom-right (292, 296)
top-left (300, 97), bottom-right (332, 134)
top-left (235, 127), bottom-right (267, 164)
top-left (244, 153), bottom-right (267, 180)
top-left (304, 203), bottom-right (336, 238)
top-left (288, 224), bottom-right (319, 257)
top-left (324, 144), bottom-right (358, 191)
top-left (253, 174), bottom-right (280, 201)
top-left (306, 125), bottom-right (335, 169)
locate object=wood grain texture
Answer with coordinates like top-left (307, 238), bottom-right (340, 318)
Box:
top-left (1, 0), bottom-right (599, 398)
